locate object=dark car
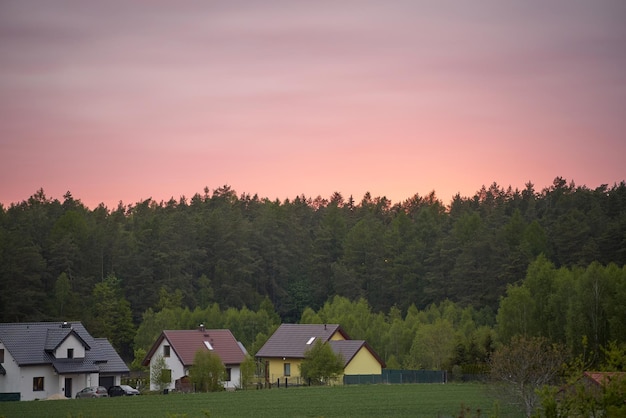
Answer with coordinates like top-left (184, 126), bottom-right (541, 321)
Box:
top-left (76, 386), bottom-right (109, 398)
top-left (108, 384), bottom-right (140, 397)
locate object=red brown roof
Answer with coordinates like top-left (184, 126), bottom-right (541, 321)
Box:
top-left (143, 329), bottom-right (247, 366)
top-left (583, 371), bottom-right (626, 386)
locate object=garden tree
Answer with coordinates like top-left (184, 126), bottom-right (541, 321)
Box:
top-left (489, 336), bottom-right (565, 418)
top-left (86, 274), bottom-right (135, 359)
top-left (238, 355), bottom-right (256, 389)
top-left (299, 339), bottom-right (344, 385)
top-left (537, 341), bottom-right (626, 418)
top-left (150, 353), bottom-right (170, 391)
top-left (189, 349), bottom-right (226, 392)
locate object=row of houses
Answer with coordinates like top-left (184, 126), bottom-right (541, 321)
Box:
top-left (0, 321), bottom-right (385, 400)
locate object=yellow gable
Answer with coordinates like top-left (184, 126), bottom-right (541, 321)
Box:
top-left (344, 345), bottom-right (383, 375)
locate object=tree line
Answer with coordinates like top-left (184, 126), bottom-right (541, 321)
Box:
top-left (1, 178), bottom-right (625, 366)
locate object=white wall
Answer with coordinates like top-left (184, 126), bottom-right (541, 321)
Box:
top-left (149, 338), bottom-right (184, 391)
top-left (224, 365), bottom-right (241, 389)
top-left (18, 365), bottom-right (58, 401)
top-left (0, 342), bottom-right (19, 394)
top-left (147, 339), bottom-right (243, 391)
top-left (57, 373), bottom-right (90, 399)
top-left (55, 334), bottom-right (86, 358)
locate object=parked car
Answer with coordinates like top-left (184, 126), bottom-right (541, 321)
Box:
top-left (108, 384), bottom-right (140, 397)
top-left (76, 386), bottom-right (109, 398)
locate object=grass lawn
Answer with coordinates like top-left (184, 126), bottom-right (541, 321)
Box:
top-left (0, 383), bottom-right (523, 418)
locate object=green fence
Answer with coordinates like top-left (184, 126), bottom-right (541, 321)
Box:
top-left (343, 370), bottom-right (447, 385)
top-left (0, 392), bottom-right (20, 402)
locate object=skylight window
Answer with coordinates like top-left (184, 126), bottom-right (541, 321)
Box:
top-left (204, 341), bottom-right (213, 350)
top-left (306, 337), bottom-right (316, 345)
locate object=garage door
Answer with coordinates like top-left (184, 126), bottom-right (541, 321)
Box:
top-left (99, 376), bottom-right (114, 389)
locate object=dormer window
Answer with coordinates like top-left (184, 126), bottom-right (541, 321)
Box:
top-left (67, 348), bottom-right (74, 359)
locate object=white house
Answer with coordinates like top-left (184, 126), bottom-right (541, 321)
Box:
top-left (0, 322), bottom-right (129, 401)
top-left (142, 327), bottom-right (248, 391)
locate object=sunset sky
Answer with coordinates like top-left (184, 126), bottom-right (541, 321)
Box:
top-left (1, 1), bottom-right (625, 209)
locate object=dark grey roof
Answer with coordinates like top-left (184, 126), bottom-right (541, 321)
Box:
top-left (51, 357), bottom-right (99, 374)
top-left (255, 324), bottom-right (350, 359)
top-left (93, 338), bottom-right (129, 373)
top-left (328, 340), bottom-right (386, 369)
top-left (45, 328), bottom-right (91, 352)
top-left (0, 322), bottom-right (128, 374)
top-left (44, 328), bottom-right (72, 351)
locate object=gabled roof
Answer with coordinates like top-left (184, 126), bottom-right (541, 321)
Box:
top-left (0, 322), bottom-right (128, 374)
top-left (44, 327), bottom-right (90, 352)
top-left (255, 324), bottom-right (350, 359)
top-left (328, 340), bottom-right (386, 368)
top-left (143, 328), bottom-right (247, 367)
top-left (93, 338), bottom-right (130, 373)
top-left (583, 371), bottom-right (626, 386)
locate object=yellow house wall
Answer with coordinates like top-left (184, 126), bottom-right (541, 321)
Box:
top-left (264, 331), bottom-right (347, 385)
top-left (329, 331), bottom-right (346, 341)
top-left (343, 347), bottom-right (382, 375)
top-left (267, 357), bottom-right (303, 383)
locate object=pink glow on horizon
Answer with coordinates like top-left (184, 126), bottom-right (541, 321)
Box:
top-left (1, 1), bottom-right (625, 210)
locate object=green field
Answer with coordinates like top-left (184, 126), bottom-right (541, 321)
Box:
top-left (0, 384), bottom-right (524, 418)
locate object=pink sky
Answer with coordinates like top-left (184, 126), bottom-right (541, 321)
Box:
top-left (1, 1), bottom-right (625, 209)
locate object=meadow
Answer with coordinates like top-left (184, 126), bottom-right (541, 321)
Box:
top-left (0, 383), bottom-right (524, 418)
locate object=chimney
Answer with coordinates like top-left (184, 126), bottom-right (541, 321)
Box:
top-left (199, 323), bottom-right (205, 332)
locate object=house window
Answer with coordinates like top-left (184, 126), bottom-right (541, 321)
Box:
top-left (67, 348), bottom-right (74, 359)
top-left (284, 363), bottom-right (291, 376)
top-left (163, 345), bottom-right (170, 357)
top-left (225, 368), bottom-right (232, 382)
top-left (0, 348), bottom-right (4, 363)
top-left (33, 377), bottom-right (44, 391)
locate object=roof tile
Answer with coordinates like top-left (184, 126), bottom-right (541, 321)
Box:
top-left (255, 324), bottom-right (348, 358)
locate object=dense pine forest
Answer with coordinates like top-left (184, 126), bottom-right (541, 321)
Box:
top-left (1, 177), bottom-right (625, 369)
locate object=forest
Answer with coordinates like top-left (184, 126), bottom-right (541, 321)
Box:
top-left (1, 177), bottom-right (625, 370)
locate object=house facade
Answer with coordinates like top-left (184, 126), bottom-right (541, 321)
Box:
top-left (142, 327), bottom-right (248, 391)
top-left (255, 324), bottom-right (385, 386)
top-left (0, 322), bottom-right (129, 401)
